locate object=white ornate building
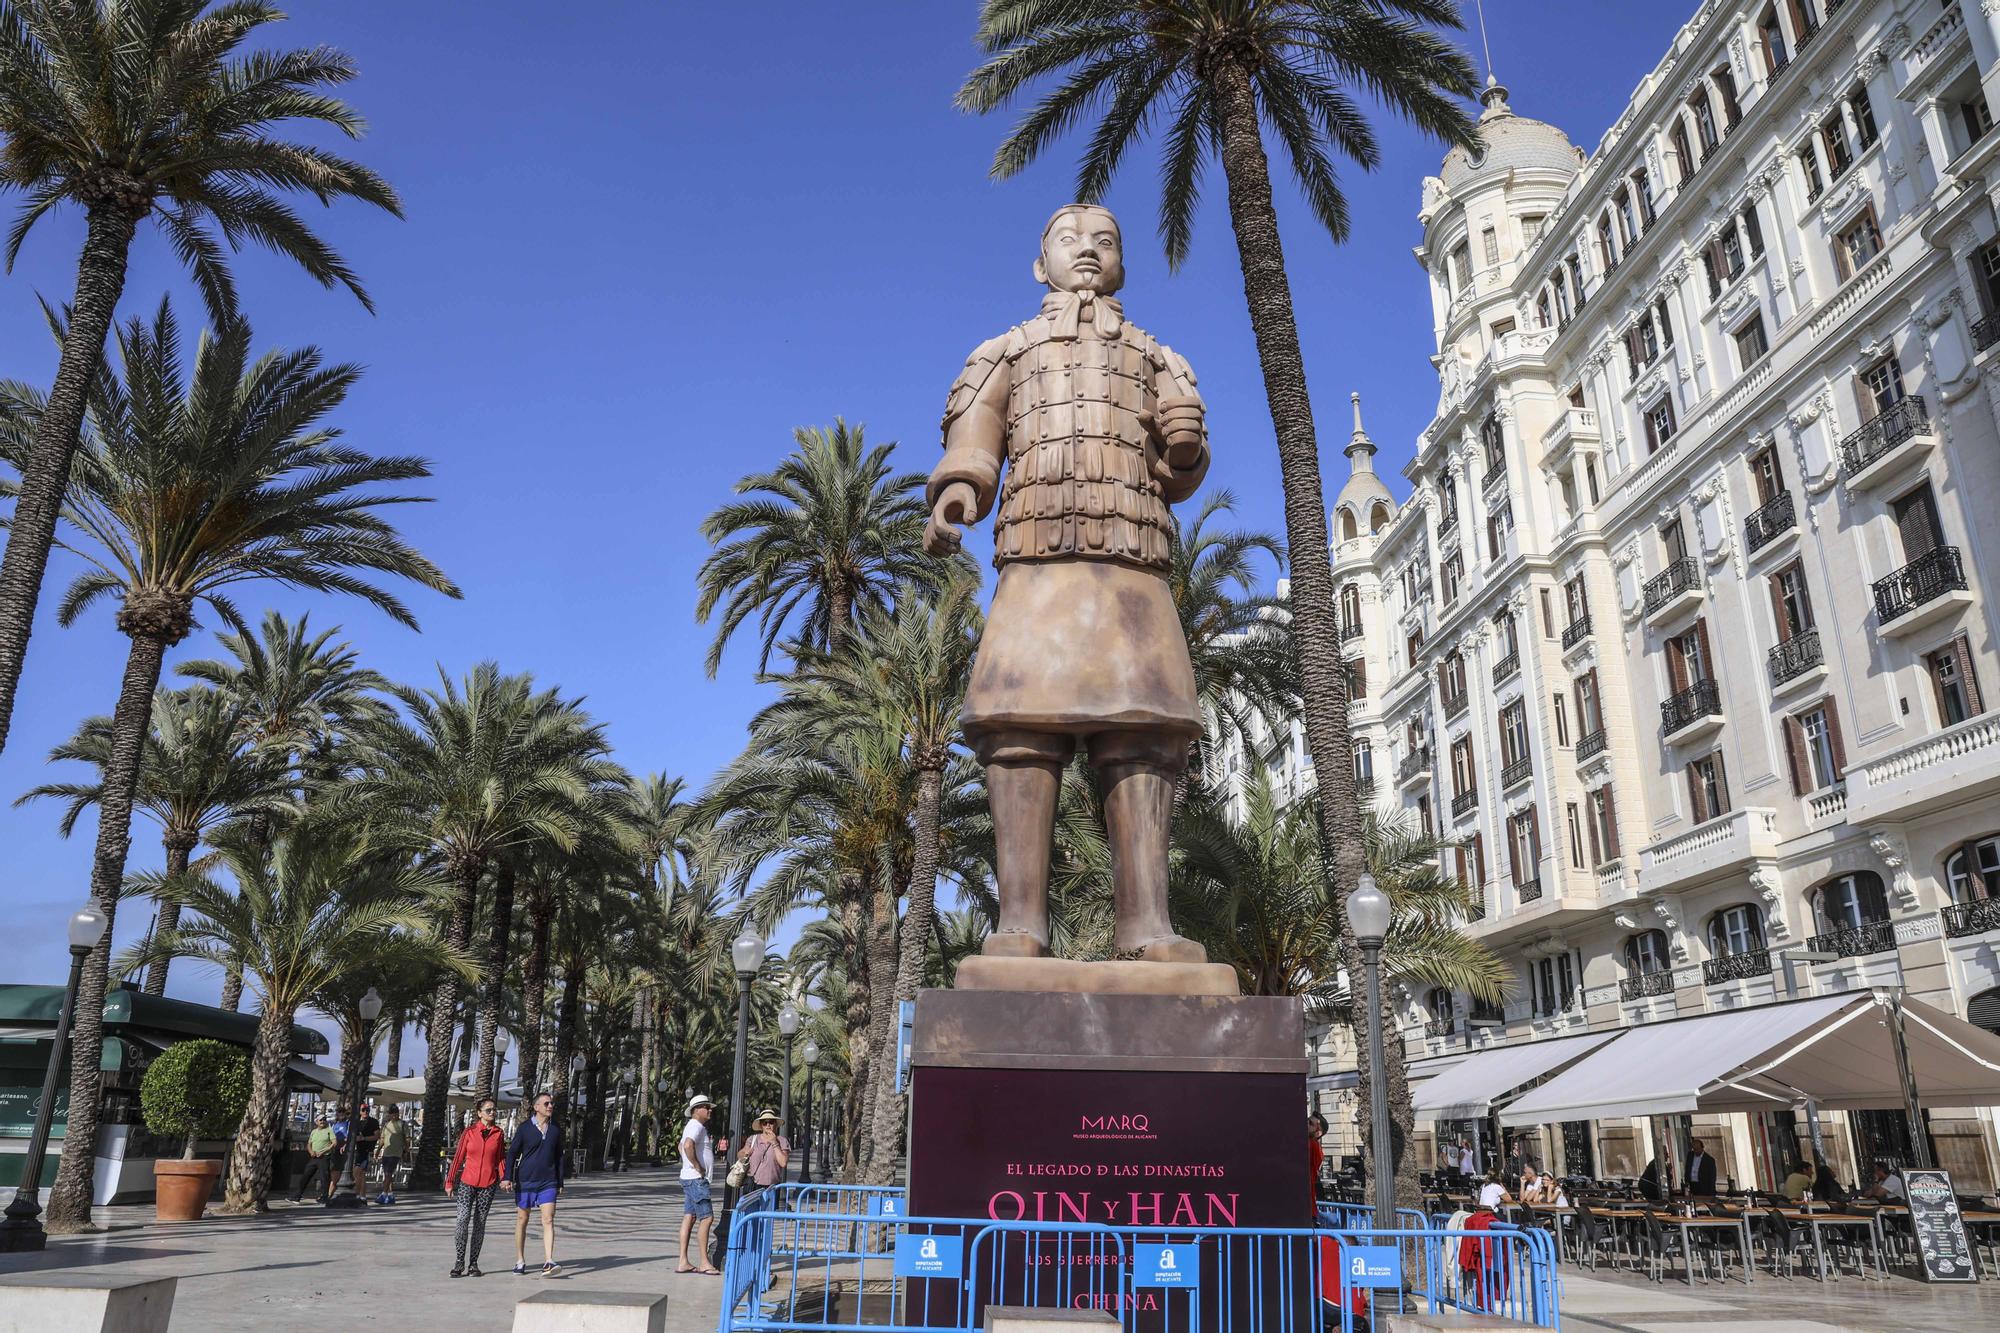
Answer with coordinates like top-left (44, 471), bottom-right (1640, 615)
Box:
top-left (1242, 0), bottom-right (2000, 1190)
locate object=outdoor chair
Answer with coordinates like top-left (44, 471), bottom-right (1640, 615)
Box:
top-left (1632, 1207), bottom-right (1709, 1284)
top-left (1570, 1200), bottom-right (1623, 1272)
top-left (1759, 1207), bottom-right (1818, 1280)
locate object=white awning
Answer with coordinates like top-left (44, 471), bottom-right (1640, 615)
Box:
top-left (1412, 1030), bottom-right (1619, 1123)
top-left (1499, 992), bottom-right (2000, 1126)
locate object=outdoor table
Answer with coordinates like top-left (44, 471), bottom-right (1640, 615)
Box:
top-left (1775, 1209), bottom-right (1884, 1281)
top-left (1659, 1214), bottom-right (1755, 1286)
top-left (1499, 1203), bottom-right (1575, 1264)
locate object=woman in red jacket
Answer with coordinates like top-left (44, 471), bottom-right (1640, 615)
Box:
top-left (444, 1099), bottom-right (508, 1277)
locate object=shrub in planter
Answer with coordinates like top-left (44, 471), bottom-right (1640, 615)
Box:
top-left (140, 1038), bottom-right (252, 1221)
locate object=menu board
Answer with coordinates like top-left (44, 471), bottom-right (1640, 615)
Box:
top-left (1905, 1168), bottom-right (1978, 1284)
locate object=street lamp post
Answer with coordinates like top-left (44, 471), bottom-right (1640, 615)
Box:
top-left (328, 987), bottom-right (382, 1208)
top-left (799, 1040), bottom-right (819, 1184)
top-left (618, 1070), bottom-right (636, 1171)
top-left (0, 903), bottom-right (108, 1252)
top-left (777, 1004), bottom-right (800, 1143)
top-left (1347, 874), bottom-right (1396, 1231)
top-left (825, 1078), bottom-right (840, 1181)
top-left (712, 928), bottom-right (763, 1269)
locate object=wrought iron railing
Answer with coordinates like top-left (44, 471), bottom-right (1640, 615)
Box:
top-left (1451, 788), bottom-right (1478, 818)
top-left (1575, 729), bottom-right (1607, 762)
top-left (1768, 630), bottom-right (1823, 686)
top-left (1483, 463), bottom-right (1508, 496)
top-left (1501, 756), bottom-right (1533, 790)
top-left (1561, 614), bottom-right (1592, 649)
top-left (1398, 746), bottom-right (1432, 784)
top-left (1644, 556), bottom-right (1700, 614)
top-left (1661, 677), bottom-right (1723, 736)
top-left (1874, 546), bottom-right (1967, 623)
top-left (1619, 971), bottom-right (1675, 1001)
top-left (1425, 1017), bottom-right (1457, 1038)
top-left (1492, 652), bottom-right (1520, 685)
top-left (1443, 691), bottom-right (1469, 721)
top-left (1440, 509), bottom-right (1459, 538)
top-left (1838, 395), bottom-right (1930, 477)
top-left (1703, 948), bottom-right (1771, 985)
top-left (1340, 621), bottom-right (1364, 642)
top-left (1744, 491), bottom-right (1796, 552)
top-left (1805, 920), bottom-right (1896, 959)
top-left (1943, 898), bottom-right (2000, 938)
top-left (1972, 313), bottom-right (2000, 353)
top-left (1516, 877), bottom-right (1543, 903)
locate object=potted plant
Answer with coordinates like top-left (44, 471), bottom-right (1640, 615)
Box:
top-left (140, 1038), bottom-right (252, 1221)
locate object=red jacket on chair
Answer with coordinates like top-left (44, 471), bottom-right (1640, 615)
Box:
top-left (1458, 1208), bottom-right (1510, 1310)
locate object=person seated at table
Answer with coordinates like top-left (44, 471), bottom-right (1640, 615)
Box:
top-left (1685, 1138), bottom-right (1718, 1196)
top-left (1861, 1161), bottom-right (1906, 1203)
top-left (1478, 1165), bottom-right (1512, 1211)
top-left (1518, 1165), bottom-right (1552, 1204)
top-left (1809, 1158), bottom-right (1845, 1202)
top-left (1637, 1154), bottom-right (1664, 1201)
top-left (1781, 1160), bottom-right (1814, 1201)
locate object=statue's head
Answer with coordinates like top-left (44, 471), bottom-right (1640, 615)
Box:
top-left (1035, 204), bottom-right (1124, 297)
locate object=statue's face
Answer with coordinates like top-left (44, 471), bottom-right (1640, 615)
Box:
top-left (1035, 209), bottom-right (1125, 295)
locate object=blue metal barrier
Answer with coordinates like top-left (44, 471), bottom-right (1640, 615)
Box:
top-left (719, 1205), bottom-right (1562, 1332)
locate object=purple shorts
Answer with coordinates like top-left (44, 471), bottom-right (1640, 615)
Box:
top-left (515, 1185), bottom-right (558, 1209)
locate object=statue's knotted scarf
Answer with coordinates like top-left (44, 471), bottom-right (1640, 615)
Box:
top-left (1041, 289), bottom-right (1124, 340)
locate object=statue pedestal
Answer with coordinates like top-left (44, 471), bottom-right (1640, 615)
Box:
top-left (908, 989), bottom-right (1311, 1329)
top-left (953, 955), bottom-right (1241, 997)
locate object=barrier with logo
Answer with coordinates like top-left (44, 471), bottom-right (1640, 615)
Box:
top-left (717, 1205), bottom-right (1561, 1332)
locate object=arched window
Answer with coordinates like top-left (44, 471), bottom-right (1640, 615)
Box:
top-left (1945, 835), bottom-right (2000, 903)
top-left (1708, 903), bottom-right (1765, 958)
top-left (1339, 584), bottom-right (1363, 634)
top-left (1370, 501), bottom-right (1393, 534)
top-left (1970, 987), bottom-right (2000, 1037)
top-left (1813, 871), bottom-right (1889, 934)
top-left (1622, 929), bottom-right (1671, 976)
top-left (1339, 507), bottom-right (1359, 542)
top-left (1426, 988), bottom-right (1455, 1026)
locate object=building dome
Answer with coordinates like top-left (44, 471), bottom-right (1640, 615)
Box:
top-left (1439, 78), bottom-right (1582, 190)
top-left (1333, 393), bottom-right (1395, 544)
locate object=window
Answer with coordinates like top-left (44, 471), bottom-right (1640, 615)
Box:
top-left (1536, 292), bottom-right (1553, 330)
top-left (1566, 803), bottom-right (1586, 869)
top-left (1960, 92), bottom-right (1995, 147)
top-left (1449, 240), bottom-right (1472, 294)
top-left (1498, 611), bottom-right (1520, 662)
top-left (1481, 224), bottom-right (1500, 267)
top-left (1624, 929), bottom-right (1671, 976)
top-left (1717, 224), bottom-right (1744, 281)
top-left (1666, 621), bottom-right (1713, 691)
top-left (1798, 144), bottom-right (1824, 202)
top-left (1850, 85), bottom-right (1878, 150)
top-left (1417, 793), bottom-right (1434, 839)
top-left (1814, 871), bottom-right (1889, 933)
top-left (1491, 316), bottom-right (1516, 340)
top-left (1437, 469), bottom-right (1457, 527)
top-left (1821, 113), bottom-right (1853, 179)
top-left (1834, 209), bottom-right (1883, 281)
top-left (1425, 987), bottom-right (1456, 1027)
top-left (1891, 482), bottom-right (1943, 562)
top-left (1407, 628), bottom-right (1425, 667)
top-left (1486, 501), bottom-right (1514, 562)
top-left (1785, 699), bottom-right (1846, 793)
top-left (1540, 588), bottom-right (1555, 639)
top-left (1670, 120), bottom-right (1697, 185)
top-left (1691, 88), bottom-right (1719, 154)
top-left (1439, 650), bottom-right (1467, 704)
top-left (1709, 903), bottom-right (1766, 958)
top-left (1759, 10), bottom-right (1790, 76)
top-left (1346, 655), bottom-right (1367, 700)
top-left (1587, 785), bottom-right (1619, 864)
top-left (1770, 561), bottom-right (1815, 640)
top-left (1644, 396), bottom-right (1678, 454)
top-left (1661, 516), bottom-right (1687, 563)
top-left (1926, 635), bottom-right (1983, 725)
top-left (1633, 168), bottom-right (1656, 227)
top-left (1450, 735), bottom-right (1476, 799)
top-left (1521, 213), bottom-right (1546, 245)
top-left (1574, 670), bottom-right (1603, 736)
top-left (1715, 67), bottom-right (1742, 129)
top-left (1339, 583), bottom-right (1362, 635)
top-left (1567, 253), bottom-right (1585, 304)
top-left (1598, 216), bottom-right (1618, 271)
top-left (1741, 202), bottom-right (1764, 259)
top-left (1750, 445), bottom-right (1784, 504)
top-left (1353, 738), bottom-right (1373, 785)
top-left (1977, 239), bottom-right (2000, 317)
top-left (1686, 751), bottom-right (1731, 822)
top-left (1499, 700), bottom-right (1530, 769)
top-left (1946, 835), bottom-right (2000, 903)
top-left (1532, 952), bottom-right (1576, 1017)
top-left (1553, 692), bottom-right (1570, 748)
top-left (1615, 190), bottom-right (1638, 246)
top-left (1656, 296), bottom-right (1673, 348)
top-left (1561, 575), bottom-right (1587, 633)
top-left (1480, 413), bottom-right (1505, 475)
top-left (1440, 550), bottom-right (1464, 605)
top-left (1734, 315), bottom-right (1769, 369)
top-left (1508, 808), bottom-right (1542, 885)
top-left (1859, 354), bottom-right (1904, 418)
top-left (1625, 311), bottom-right (1660, 372)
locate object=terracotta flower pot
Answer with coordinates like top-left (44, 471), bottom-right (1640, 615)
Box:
top-left (154, 1158), bottom-right (224, 1222)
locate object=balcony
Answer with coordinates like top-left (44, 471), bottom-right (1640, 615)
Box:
top-left (1767, 630), bottom-right (1825, 694)
top-left (1482, 463), bottom-right (1509, 497)
top-left (1943, 897), bottom-right (2000, 939)
top-left (1575, 729), bottom-right (1608, 763)
top-left (1638, 807), bottom-right (1780, 893)
top-left (1340, 621), bottom-right (1364, 643)
top-left (1491, 652), bottom-right (1520, 686)
top-left (1847, 708), bottom-right (2000, 825)
top-left (1805, 920), bottom-right (1896, 961)
top-left (1439, 509), bottom-right (1459, 539)
top-left (1397, 745), bottom-right (1433, 788)
top-left (1873, 547), bottom-right (1971, 636)
top-left (1743, 492), bottom-right (1796, 555)
top-left (1451, 788), bottom-right (1479, 820)
top-left (1516, 877), bottom-right (1543, 904)
top-left (1838, 396), bottom-right (1932, 490)
top-left (1443, 691), bottom-right (1469, 722)
top-left (1560, 615), bottom-right (1592, 651)
top-left (1661, 678), bottom-right (1723, 743)
top-left (1643, 556), bottom-right (1703, 623)
top-left (1619, 971), bottom-right (1675, 1001)
top-left (1703, 949), bottom-right (1771, 985)
top-left (1501, 756), bottom-right (1533, 791)
top-left (1425, 1017), bottom-right (1457, 1039)
top-left (1539, 405), bottom-right (1601, 462)
top-left (1973, 313), bottom-right (2000, 354)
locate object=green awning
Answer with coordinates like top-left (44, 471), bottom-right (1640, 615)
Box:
top-left (0, 983), bottom-right (327, 1056)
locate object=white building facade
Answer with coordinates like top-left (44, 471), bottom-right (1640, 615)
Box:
top-left (1265, 0), bottom-right (2000, 1190)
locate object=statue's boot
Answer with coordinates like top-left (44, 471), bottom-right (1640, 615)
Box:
top-left (974, 729), bottom-right (1070, 958)
top-left (1094, 732), bottom-right (1207, 965)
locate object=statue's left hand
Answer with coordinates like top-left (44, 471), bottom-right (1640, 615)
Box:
top-left (1153, 394), bottom-right (1205, 470)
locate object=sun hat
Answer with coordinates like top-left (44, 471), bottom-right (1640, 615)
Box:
top-left (753, 1109), bottom-right (780, 1126)
top-left (686, 1094), bottom-right (714, 1113)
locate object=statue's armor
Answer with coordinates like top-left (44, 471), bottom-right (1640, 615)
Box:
top-left (942, 313), bottom-right (1200, 573)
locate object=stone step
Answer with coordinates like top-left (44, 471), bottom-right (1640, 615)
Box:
top-left (0, 1273), bottom-right (176, 1333)
top-left (509, 1289), bottom-right (670, 1333)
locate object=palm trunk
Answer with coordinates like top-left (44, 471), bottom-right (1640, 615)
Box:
top-left (518, 882), bottom-right (552, 1098)
top-left (1210, 58), bottom-right (1411, 1206)
top-left (218, 1003), bottom-right (295, 1213)
top-left (339, 1008), bottom-right (368, 1191)
top-left (219, 962), bottom-right (245, 1012)
top-left (45, 627), bottom-right (170, 1231)
top-left (413, 861), bottom-right (481, 1189)
top-left (0, 208), bottom-right (140, 757)
top-left (385, 1013), bottom-right (404, 1078)
top-left (141, 836), bottom-right (196, 997)
top-left (475, 861), bottom-right (515, 1102)
top-left (837, 881), bottom-right (870, 1182)
top-left (552, 950), bottom-right (584, 1118)
top-left (867, 763), bottom-right (943, 1182)
top-left (858, 863), bottom-right (901, 1183)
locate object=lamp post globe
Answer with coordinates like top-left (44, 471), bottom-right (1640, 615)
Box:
top-left (714, 928), bottom-right (763, 1267)
top-left (0, 903), bottom-right (107, 1250)
top-left (1348, 872), bottom-right (1396, 1229)
top-left (732, 929), bottom-right (764, 980)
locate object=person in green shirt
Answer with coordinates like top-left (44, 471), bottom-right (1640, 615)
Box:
top-left (289, 1112), bottom-right (339, 1204)
top-left (1782, 1160), bottom-right (1814, 1202)
top-left (377, 1106), bottom-right (410, 1203)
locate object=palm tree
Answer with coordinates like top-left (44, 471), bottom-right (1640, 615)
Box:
top-left (0, 0), bottom-right (402, 753)
top-left (17, 685), bottom-right (290, 995)
top-left (958, 0), bottom-right (1480, 1204)
top-left (620, 771), bottom-right (698, 1139)
top-left (120, 818), bottom-right (469, 1212)
top-left (0, 300), bottom-right (456, 1232)
top-left (352, 663), bottom-right (616, 1186)
top-left (695, 419), bottom-right (938, 675)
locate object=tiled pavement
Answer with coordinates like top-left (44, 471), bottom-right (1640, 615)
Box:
top-left (1556, 1265), bottom-right (2000, 1332)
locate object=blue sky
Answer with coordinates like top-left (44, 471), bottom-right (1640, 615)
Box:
top-left (0, 1), bottom-right (1689, 1052)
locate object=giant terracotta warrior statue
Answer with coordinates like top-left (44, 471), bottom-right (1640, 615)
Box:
top-left (924, 204), bottom-right (1210, 968)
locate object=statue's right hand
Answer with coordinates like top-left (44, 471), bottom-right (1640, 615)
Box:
top-left (924, 482), bottom-right (977, 556)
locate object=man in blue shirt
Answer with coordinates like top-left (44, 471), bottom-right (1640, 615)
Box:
top-left (508, 1092), bottom-right (565, 1276)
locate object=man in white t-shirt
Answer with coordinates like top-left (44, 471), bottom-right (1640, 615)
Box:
top-left (676, 1095), bottom-right (719, 1274)
top-left (1863, 1162), bottom-right (1907, 1203)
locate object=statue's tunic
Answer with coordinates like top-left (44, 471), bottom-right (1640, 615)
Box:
top-left (931, 292), bottom-right (1207, 740)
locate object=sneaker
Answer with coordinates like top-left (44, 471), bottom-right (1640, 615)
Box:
top-left (513, 1263), bottom-right (527, 1276)
top-left (541, 1262), bottom-right (561, 1277)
